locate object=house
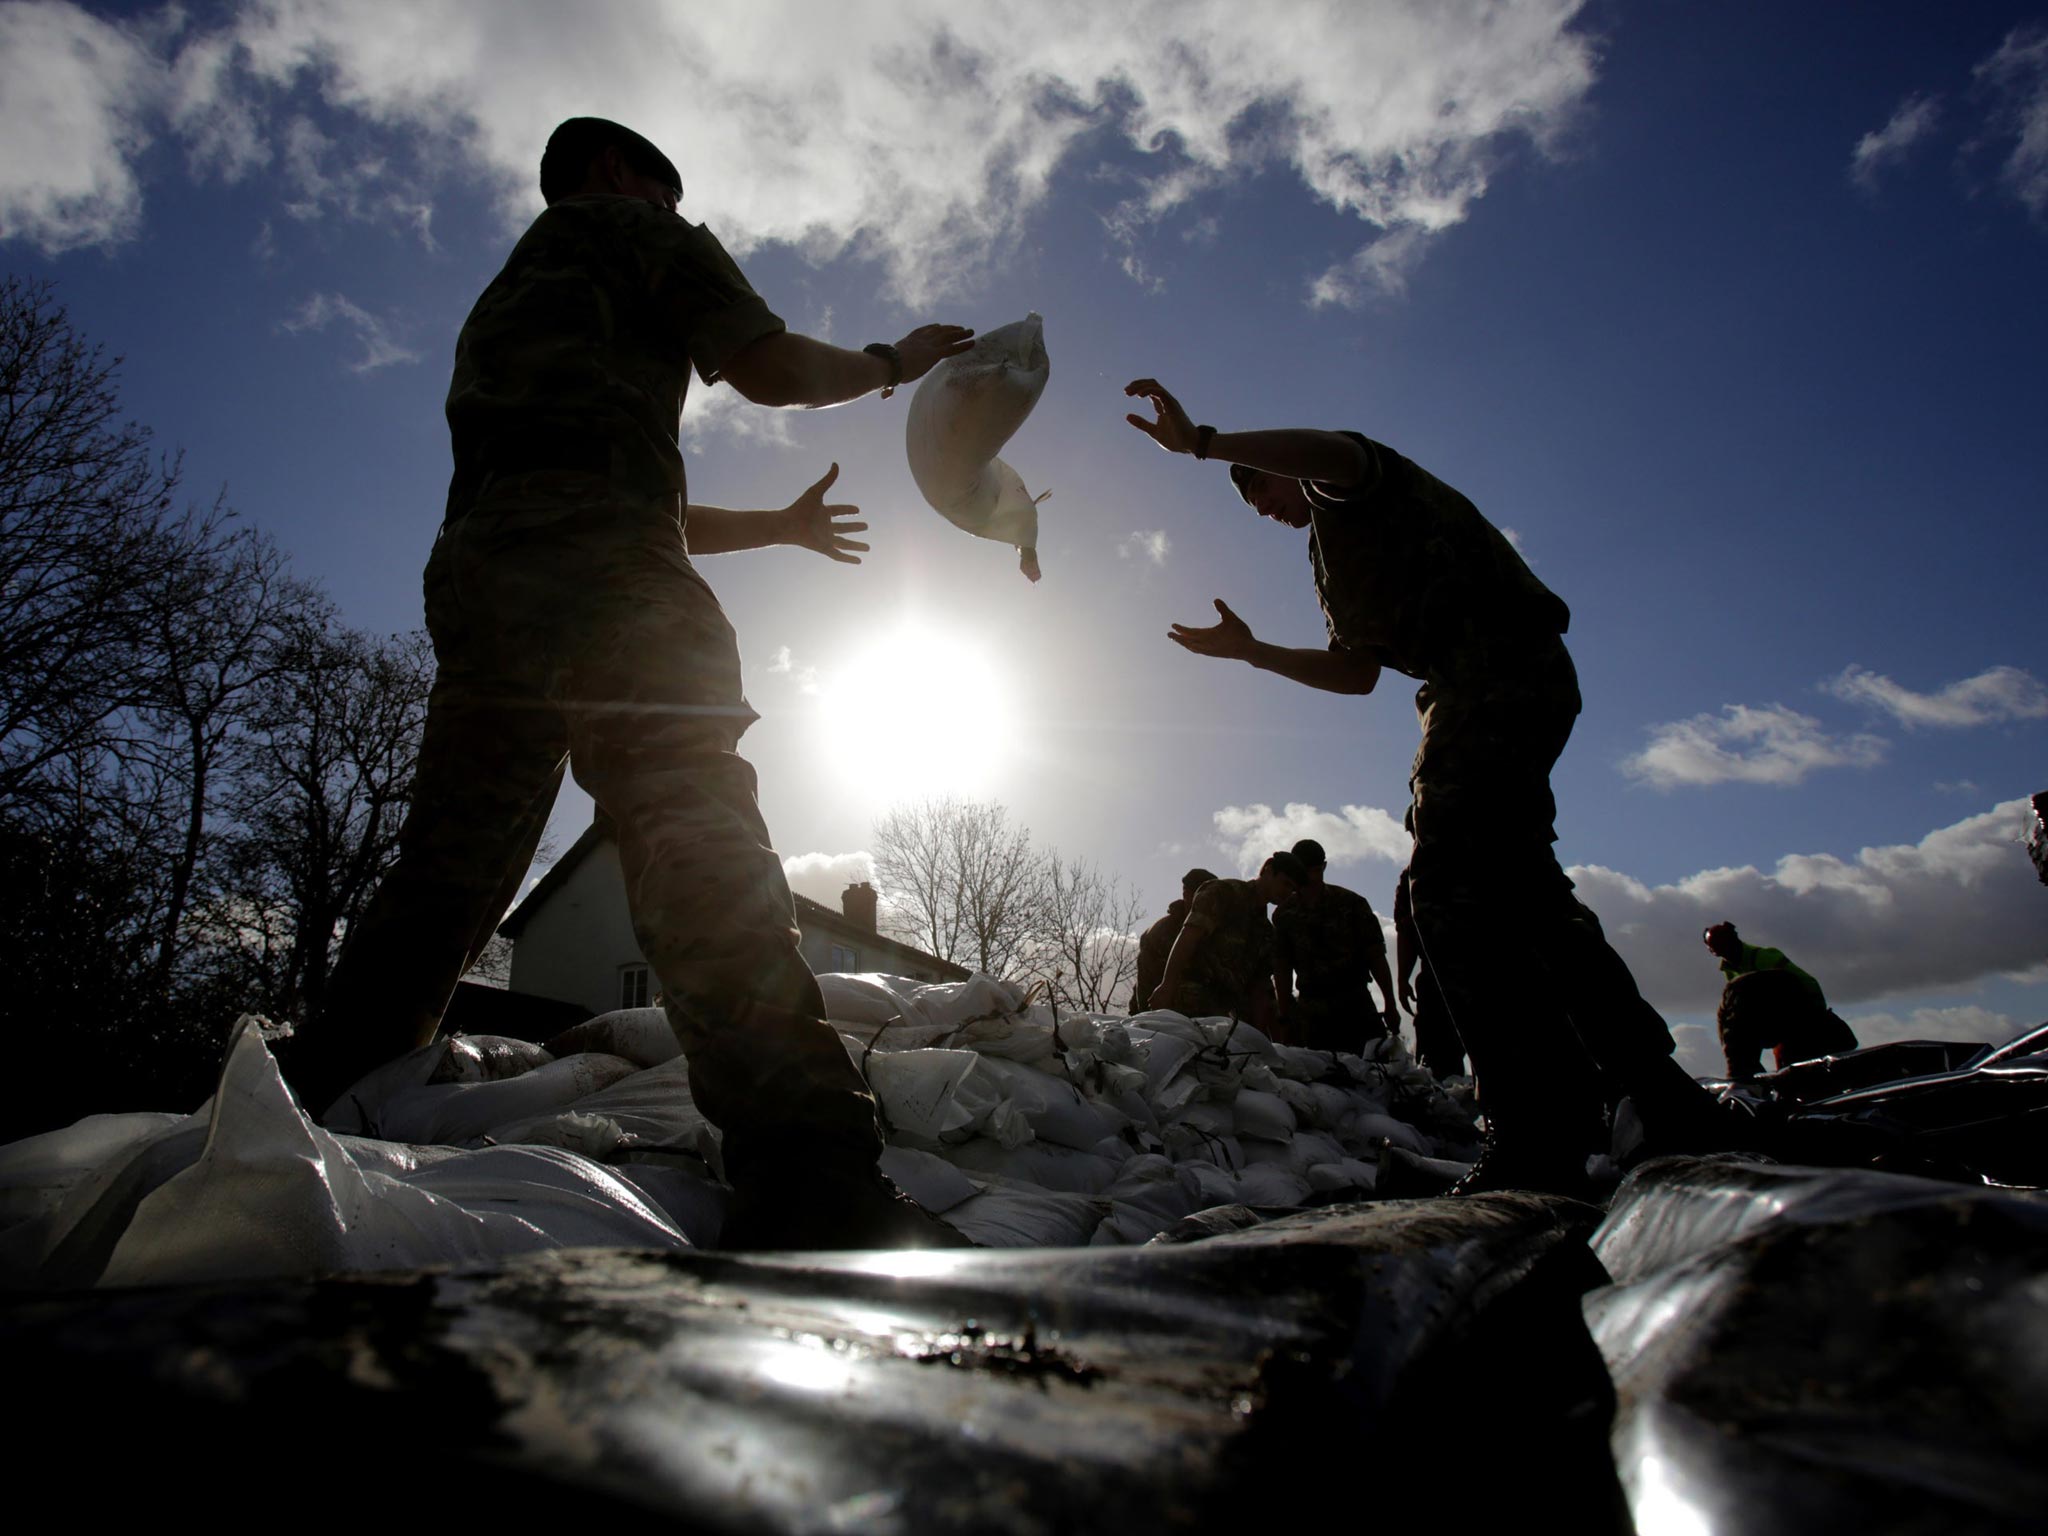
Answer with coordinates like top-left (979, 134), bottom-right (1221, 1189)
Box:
top-left (496, 815), bottom-right (969, 1018)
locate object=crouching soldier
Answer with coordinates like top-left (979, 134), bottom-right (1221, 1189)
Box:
top-left (1703, 922), bottom-right (1858, 1078)
top-left (1149, 855), bottom-right (1307, 1034)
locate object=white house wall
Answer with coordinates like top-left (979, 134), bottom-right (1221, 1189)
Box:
top-left (506, 840), bottom-right (638, 1015)
top-left (506, 835), bottom-right (963, 1015)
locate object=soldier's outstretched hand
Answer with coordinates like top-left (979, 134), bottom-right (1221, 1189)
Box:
top-left (896, 324), bottom-right (977, 384)
top-left (1170, 599), bottom-right (1256, 660)
top-left (1124, 378), bottom-right (1199, 455)
top-left (784, 463), bottom-right (870, 565)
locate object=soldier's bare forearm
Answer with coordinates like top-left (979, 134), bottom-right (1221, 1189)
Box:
top-left (682, 504), bottom-right (788, 555)
top-left (720, 331), bottom-right (892, 409)
top-left (1241, 638), bottom-right (1380, 696)
top-left (1206, 429), bottom-right (1367, 485)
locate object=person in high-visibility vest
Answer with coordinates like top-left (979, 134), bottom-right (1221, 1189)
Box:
top-left (1702, 921), bottom-right (1859, 1077)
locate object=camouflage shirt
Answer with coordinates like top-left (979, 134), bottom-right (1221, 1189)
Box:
top-left (1273, 882), bottom-right (1384, 1003)
top-left (1302, 432), bottom-right (1569, 688)
top-left (445, 194), bottom-right (786, 513)
top-left (1176, 878), bottom-right (1274, 1019)
top-left (1131, 898), bottom-right (1189, 1011)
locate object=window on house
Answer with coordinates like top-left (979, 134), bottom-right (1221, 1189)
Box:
top-left (619, 964), bottom-right (651, 1009)
top-left (828, 945), bottom-right (860, 973)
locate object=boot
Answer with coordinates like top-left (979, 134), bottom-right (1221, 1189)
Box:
top-left (1450, 1130), bottom-right (1598, 1202)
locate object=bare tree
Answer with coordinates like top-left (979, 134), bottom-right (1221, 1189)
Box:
top-left (871, 796), bottom-right (965, 964)
top-left (0, 277), bottom-right (192, 813)
top-left (1027, 853), bottom-right (1146, 1013)
top-left (871, 797), bottom-right (1047, 976)
top-left (208, 616), bottom-right (434, 1020)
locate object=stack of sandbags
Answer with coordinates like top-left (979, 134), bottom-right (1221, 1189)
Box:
top-left (0, 972), bottom-right (1485, 1287)
top-left (0, 1019), bottom-right (700, 1290)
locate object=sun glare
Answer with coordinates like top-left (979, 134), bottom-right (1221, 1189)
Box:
top-left (811, 620), bottom-right (1018, 802)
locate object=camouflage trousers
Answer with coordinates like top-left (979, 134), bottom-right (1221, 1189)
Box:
top-left (1405, 640), bottom-right (1693, 1158)
top-left (308, 473), bottom-right (881, 1175)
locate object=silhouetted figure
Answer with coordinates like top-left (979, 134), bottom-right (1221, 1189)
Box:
top-left (1703, 922), bottom-right (1858, 1078)
top-left (1150, 854), bottom-right (1307, 1032)
top-left (1132, 867), bottom-right (1217, 1012)
top-left (1124, 377), bottom-right (1735, 1196)
top-left (1273, 837), bottom-right (1399, 1053)
top-left (2029, 792), bottom-right (2048, 886)
top-left (302, 118), bottom-right (975, 1250)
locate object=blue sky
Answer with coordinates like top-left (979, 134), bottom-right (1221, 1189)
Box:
top-left (3, 0), bottom-right (2044, 1071)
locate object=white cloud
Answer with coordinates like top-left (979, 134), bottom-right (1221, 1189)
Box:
top-left (1849, 92), bottom-right (1941, 191)
top-left (1977, 25), bottom-right (2048, 216)
top-left (279, 291), bottom-right (419, 372)
top-left (1835, 1004), bottom-right (2022, 1052)
top-left (1622, 703), bottom-right (1887, 789)
top-left (681, 383), bottom-right (796, 449)
top-left (0, 0), bottom-right (1599, 302)
top-left (1212, 800), bottom-right (1409, 874)
top-left (1118, 529), bottom-right (1171, 564)
top-left (761, 644), bottom-right (819, 693)
top-left (1569, 797), bottom-right (2047, 1015)
top-left (782, 850), bottom-right (877, 908)
top-left (1309, 223), bottom-right (1435, 305)
top-left (0, 2), bottom-right (164, 252)
top-left (1825, 663), bottom-right (2048, 729)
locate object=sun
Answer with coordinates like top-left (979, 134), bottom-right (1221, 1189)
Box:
top-left (808, 619), bottom-right (1018, 803)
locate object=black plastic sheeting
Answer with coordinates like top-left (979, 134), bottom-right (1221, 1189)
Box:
top-left (1588, 1156), bottom-right (2048, 1535)
top-left (1717, 1023), bottom-right (2048, 1186)
top-left (2, 1192), bottom-right (1630, 1533)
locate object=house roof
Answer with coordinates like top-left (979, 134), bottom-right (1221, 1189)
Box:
top-left (497, 818), bottom-right (968, 980)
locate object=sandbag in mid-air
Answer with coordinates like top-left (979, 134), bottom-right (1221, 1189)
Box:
top-left (905, 313), bottom-right (1050, 582)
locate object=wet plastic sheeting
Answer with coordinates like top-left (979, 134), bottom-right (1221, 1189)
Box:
top-left (1586, 1157), bottom-right (2048, 1534)
top-left (2, 1193), bottom-right (1625, 1532)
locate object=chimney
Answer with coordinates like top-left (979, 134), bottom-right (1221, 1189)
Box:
top-left (841, 881), bottom-right (879, 933)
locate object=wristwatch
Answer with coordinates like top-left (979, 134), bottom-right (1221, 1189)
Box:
top-left (863, 342), bottom-right (903, 396)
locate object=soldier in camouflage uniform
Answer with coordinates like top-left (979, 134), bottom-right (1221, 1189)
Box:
top-left (301, 119), bottom-right (974, 1248)
top-left (1150, 855), bottom-right (1305, 1030)
top-left (1126, 377), bottom-right (1735, 1195)
top-left (1272, 837), bottom-right (1399, 1053)
top-left (1131, 867), bottom-right (1217, 1012)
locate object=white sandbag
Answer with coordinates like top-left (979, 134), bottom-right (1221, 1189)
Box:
top-left (477, 1110), bottom-right (624, 1159)
top-left (0, 1111), bottom-right (188, 1231)
top-left (1306, 1158), bottom-right (1381, 1196)
top-left (544, 1008), bottom-right (681, 1069)
top-left (330, 1137), bottom-right (467, 1179)
top-left (865, 1048), bottom-right (983, 1140)
top-left (1229, 1164), bottom-right (1312, 1208)
top-left (967, 1055), bottom-right (1130, 1150)
top-left (878, 1146), bottom-right (981, 1216)
top-left (1233, 1089), bottom-right (1298, 1142)
top-left (905, 313), bottom-right (1050, 581)
top-left (1342, 1109), bottom-right (1432, 1155)
top-left (0, 1112), bottom-right (209, 1288)
top-left (818, 972), bottom-right (936, 1031)
top-left (1090, 1154), bottom-right (1207, 1246)
top-left (942, 1136), bottom-right (1125, 1196)
top-left (555, 1058), bottom-right (717, 1153)
top-left (398, 1143), bottom-right (689, 1251)
top-left (609, 1159), bottom-right (729, 1248)
top-left (97, 1023), bottom-right (568, 1288)
top-left (429, 1034), bottom-right (554, 1083)
top-left (942, 1179), bottom-right (1103, 1248)
top-left (353, 1052), bottom-right (644, 1146)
